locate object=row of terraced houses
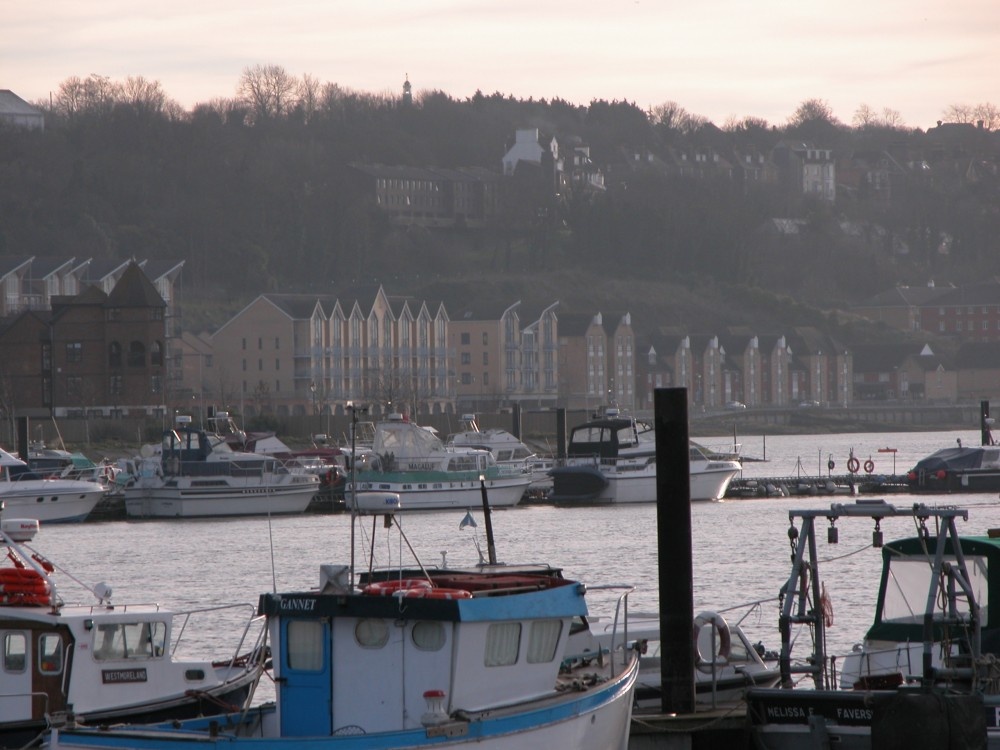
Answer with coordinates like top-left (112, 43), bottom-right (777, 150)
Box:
top-left (4, 258), bottom-right (1000, 421)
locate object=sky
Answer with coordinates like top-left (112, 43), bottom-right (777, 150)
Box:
top-left (5, 0), bottom-right (999, 130)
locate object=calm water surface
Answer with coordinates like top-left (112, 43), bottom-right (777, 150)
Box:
top-left (27, 428), bottom-right (1000, 704)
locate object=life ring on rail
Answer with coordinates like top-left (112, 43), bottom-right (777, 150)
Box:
top-left (0, 568), bottom-right (51, 606)
top-left (847, 457), bottom-right (860, 474)
top-left (362, 579), bottom-right (432, 596)
top-left (863, 459), bottom-right (875, 474)
top-left (693, 611), bottom-right (731, 673)
top-left (827, 459), bottom-right (835, 471)
top-left (402, 587), bottom-right (473, 601)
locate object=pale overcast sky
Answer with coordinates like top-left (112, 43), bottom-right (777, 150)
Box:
top-left (6, 0), bottom-right (999, 129)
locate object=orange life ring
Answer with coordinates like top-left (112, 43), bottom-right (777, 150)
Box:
top-left (362, 578), bottom-right (432, 596)
top-left (0, 567), bottom-right (51, 606)
top-left (693, 611), bottom-right (731, 673)
top-left (402, 587), bottom-right (473, 601)
top-left (863, 459), bottom-right (874, 474)
top-left (847, 457), bottom-right (860, 473)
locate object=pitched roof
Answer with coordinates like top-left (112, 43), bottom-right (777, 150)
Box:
top-left (106, 262), bottom-right (166, 307)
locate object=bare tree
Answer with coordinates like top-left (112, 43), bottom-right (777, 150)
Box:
top-left (53, 74), bottom-right (116, 117)
top-left (237, 64), bottom-right (300, 122)
top-left (117, 76), bottom-right (171, 115)
top-left (788, 98), bottom-right (840, 127)
top-left (297, 73), bottom-right (322, 123)
top-left (944, 102), bottom-right (1000, 130)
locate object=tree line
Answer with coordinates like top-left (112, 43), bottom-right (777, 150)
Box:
top-left (2, 66), bottom-right (999, 322)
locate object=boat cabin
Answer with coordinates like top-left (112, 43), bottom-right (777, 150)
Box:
top-left (259, 566), bottom-right (588, 735)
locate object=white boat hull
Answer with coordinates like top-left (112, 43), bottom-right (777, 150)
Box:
top-left (350, 475), bottom-right (529, 510)
top-left (47, 656), bottom-right (637, 750)
top-left (552, 464), bottom-right (740, 504)
top-left (124, 482), bottom-right (316, 518)
top-left (0, 481), bottom-right (104, 523)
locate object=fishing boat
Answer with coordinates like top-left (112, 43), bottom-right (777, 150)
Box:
top-left (548, 409), bottom-right (742, 504)
top-left (0, 517), bottom-right (267, 748)
top-left (348, 414), bottom-right (531, 510)
top-left (123, 417), bottom-right (319, 518)
top-left (44, 490), bottom-right (640, 750)
top-left (0, 448), bottom-right (105, 523)
top-left (446, 414), bottom-right (554, 492)
top-left (747, 499), bottom-right (1000, 749)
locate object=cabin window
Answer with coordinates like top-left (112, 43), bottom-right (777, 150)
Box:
top-left (412, 621), bottom-right (446, 651)
top-left (93, 622), bottom-right (166, 661)
top-left (3, 633), bottom-right (26, 672)
top-left (287, 621), bottom-right (325, 669)
top-left (354, 619), bottom-right (389, 650)
top-left (882, 556), bottom-right (988, 624)
top-left (38, 634), bottom-right (63, 674)
top-left (526, 620), bottom-right (562, 663)
top-left (484, 623), bottom-right (521, 667)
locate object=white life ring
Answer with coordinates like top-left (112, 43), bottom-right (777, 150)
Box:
top-left (693, 610), bottom-right (731, 673)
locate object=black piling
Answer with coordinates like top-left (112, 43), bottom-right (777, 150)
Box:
top-left (982, 400), bottom-right (992, 446)
top-left (654, 387), bottom-right (695, 715)
top-left (555, 408), bottom-right (567, 459)
top-left (511, 403), bottom-right (522, 440)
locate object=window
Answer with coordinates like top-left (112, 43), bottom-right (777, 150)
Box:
top-left (39, 634), bottom-right (63, 674)
top-left (461, 333), bottom-right (470, 345)
top-left (242, 338), bottom-right (247, 350)
top-left (354, 618), bottom-right (389, 649)
top-left (66, 342), bottom-right (82, 363)
top-left (482, 352), bottom-right (489, 365)
top-left (151, 375), bottom-right (162, 394)
top-left (461, 352), bottom-right (471, 365)
top-left (109, 375), bottom-right (123, 396)
top-left (258, 338), bottom-right (263, 350)
top-left (152, 308), bottom-right (163, 320)
top-left (526, 620), bottom-right (562, 663)
top-left (483, 372), bottom-right (489, 386)
top-left (286, 621), bottom-right (326, 669)
top-left (67, 376), bottom-right (82, 400)
top-left (41, 343), bottom-right (52, 371)
top-left (412, 622), bottom-right (446, 651)
top-left (482, 332), bottom-right (488, 346)
top-left (150, 341), bottom-right (163, 367)
top-left (485, 622), bottom-right (521, 666)
top-left (127, 341), bottom-right (146, 367)
top-left (93, 622), bottom-right (166, 661)
top-left (275, 337), bottom-right (280, 350)
top-left (3, 632), bottom-right (26, 672)
top-left (275, 359), bottom-right (280, 370)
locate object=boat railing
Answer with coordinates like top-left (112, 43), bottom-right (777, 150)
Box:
top-left (585, 584), bottom-right (636, 676)
top-left (170, 603), bottom-right (265, 668)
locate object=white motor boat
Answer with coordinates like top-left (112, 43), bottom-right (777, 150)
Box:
top-left (0, 517), bottom-right (267, 748)
top-left (0, 448), bottom-right (105, 523)
top-left (574, 610), bottom-right (780, 709)
top-left (123, 417), bottom-right (319, 518)
top-left (447, 413), bottom-right (553, 492)
top-left (548, 409), bottom-right (742, 504)
top-left (349, 414), bottom-right (531, 510)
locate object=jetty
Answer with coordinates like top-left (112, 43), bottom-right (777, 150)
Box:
top-left (725, 473), bottom-right (910, 498)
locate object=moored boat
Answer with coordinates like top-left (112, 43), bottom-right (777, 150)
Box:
top-left (0, 517), bottom-right (266, 748)
top-left (123, 417), bottom-right (319, 518)
top-left (0, 448), bottom-right (105, 523)
top-left (548, 409), bottom-right (741, 504)
top-left (447, 413), bottom-right (554, 492)
top-left (747, 499), bottom-right (1000, 749)
top-left (349, 414), bottom-right (531, 510)
top-left (43, 491), bottom-right (640, 750)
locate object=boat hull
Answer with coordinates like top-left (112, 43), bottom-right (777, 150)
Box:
top-left (350, 474), bottom-right (529, 510)
top-left (124, 483), bottom-right (316, 518)
top-left (550, 464), bottom-right (740, 504)
top-left (747, 687), bottom-right (996, 750)
top-left (0, 482), bottom-right (104, 523)
top-left (1, 668), bottom-right (258, 749)
top-left (47, 655), bottom-right (637, 750)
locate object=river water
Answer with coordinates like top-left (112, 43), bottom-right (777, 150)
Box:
top-left (21, 427), bottom-right (1000, 704)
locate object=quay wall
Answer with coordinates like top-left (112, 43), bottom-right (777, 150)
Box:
top-left (3, 403), bottom-right (985, 455)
